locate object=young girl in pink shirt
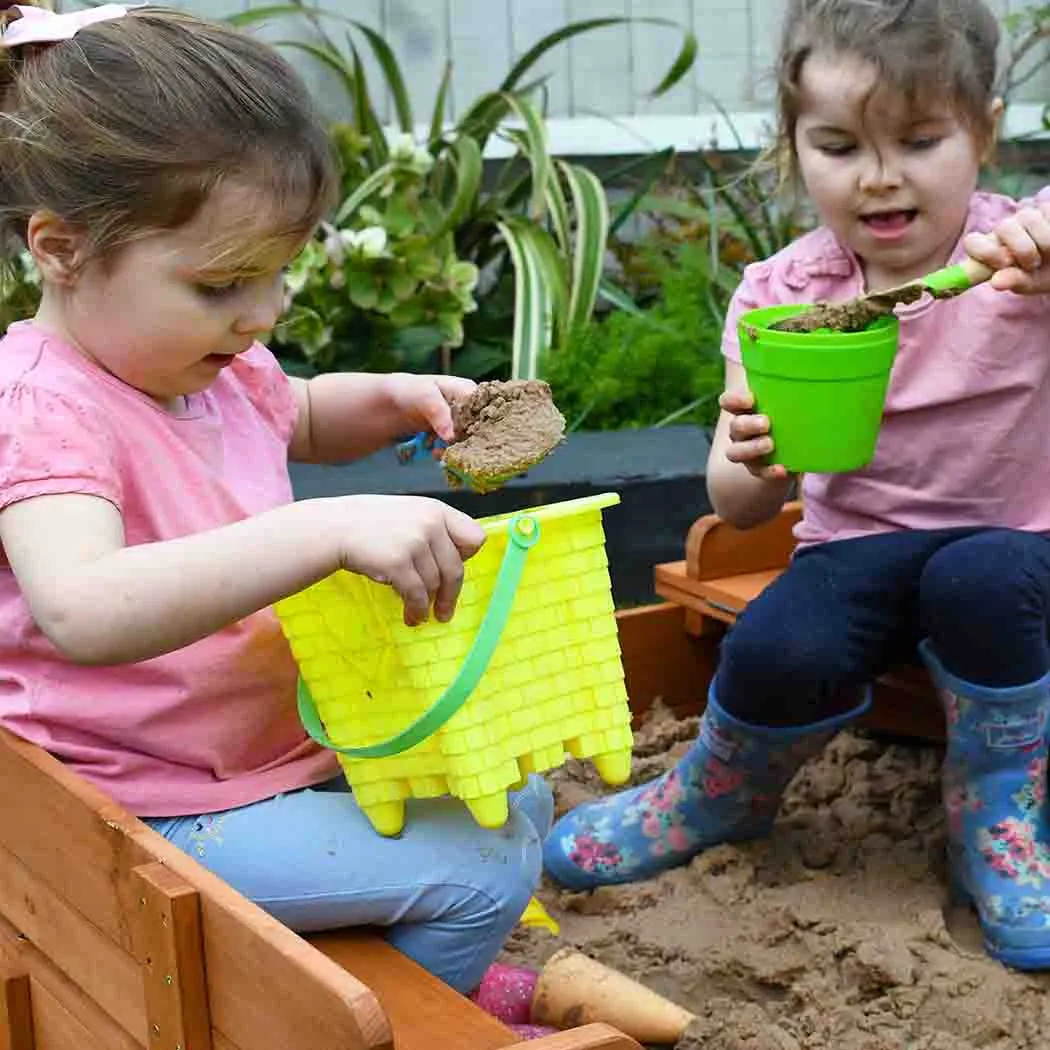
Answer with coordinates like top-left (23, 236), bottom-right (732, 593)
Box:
top-left (0, 4), bottom-right (552, 993)
top-left (545, 0), bottom-right (1050, 971)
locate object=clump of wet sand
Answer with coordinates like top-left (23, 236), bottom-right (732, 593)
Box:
top-left (443, 380), bottom-right (565, 492)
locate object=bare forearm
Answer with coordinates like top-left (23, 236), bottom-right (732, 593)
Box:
top-left (707, 457), bottom-right (794, 528)
top-left (36, 501), bottom-right (337, 664)
top-left (301, 372), bottom-right (408, 463)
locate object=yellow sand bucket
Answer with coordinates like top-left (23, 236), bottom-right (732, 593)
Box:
top-left (274, 493), bottom-right (634, 836)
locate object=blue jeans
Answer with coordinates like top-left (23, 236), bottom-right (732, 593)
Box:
top-left (145, 773), bottom-right (554, 993)
top-left (715, 527), bottom-right (1050, 727)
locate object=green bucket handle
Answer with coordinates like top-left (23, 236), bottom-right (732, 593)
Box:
top-left (297, 512), bottom-right (541, 759)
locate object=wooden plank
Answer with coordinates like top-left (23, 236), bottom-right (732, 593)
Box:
top-left (0, 834), bottom-right (144, 1040)
top-left (655, 561), bottom-right (783, 613)
top-left (685, 502), bottom-right (800, 581)
top-left (615, 603), bottom-right (716, 722)
top-left (0, 913), bottom-right (140, 1050)
top-left (0, 729), bottom-right (390, 1050)
top-left (652, 580), bottom-right (737, 627)
top-left (308, 932), bottom-right (512, 1050)
top-left (0, 966), bottom-right (33, 1050)
top-left (125, 826), bottom-right (392, 1050)
top-left (505, 1024), bottom-right (641, 1050)
top-left (695, 570), bottom-right (782, 610)
top-left (30, 982), bottom-right (100, 1050)
top-left (131, 864), bottom-right (212, 1050)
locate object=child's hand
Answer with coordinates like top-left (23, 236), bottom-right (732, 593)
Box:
top-left (386, 374), bottom-right (476, 449)
top-left (720, 389), bottom-right (791, 482)
top-left (964, 201), bottom-right (1050, 294)
top-left (329, 494), bottom-right (485, 626)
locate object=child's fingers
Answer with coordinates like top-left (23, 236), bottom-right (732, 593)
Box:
top-left (719, 389), bottom-right (754, 414)
top-left (728, 413), bottom-right (770, 443)
top-left (990, 265), bottom-right (1050, 295)
top-left (444, 508), bottom-right (486, 559)
top-left (964, 231), bottom-right (1016, 272)
top-left (725, 434), bottom-right (774, 464)
top-left (430, 529), bottom-right (468, 622)
top-left (416, 384), bottom-right (458, 442)
top-left (390, 565), bottom-right (431, 628)
top-left (993, 212), bottom-right (1045, 271)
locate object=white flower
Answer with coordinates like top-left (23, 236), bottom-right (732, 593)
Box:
top-left (387, 131), bottom-right (433, 176)
top-left (322, 223), bottom-right (347, 266)
top-left (341, 226), bottom-right (388, 259)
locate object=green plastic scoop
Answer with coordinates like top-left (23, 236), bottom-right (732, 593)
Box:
top-left (771, 256), bottom-right (994, 334)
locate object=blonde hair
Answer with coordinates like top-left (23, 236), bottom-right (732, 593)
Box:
top-left (773, 0), bottom-right (1000, 181)
top-left (0, 5), bottom-right (337, 270)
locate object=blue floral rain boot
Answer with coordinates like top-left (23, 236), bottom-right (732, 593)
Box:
top-left (542, 685), bottom-right (870, 890)
top-left (920, 641), bottom-right (1050, 970)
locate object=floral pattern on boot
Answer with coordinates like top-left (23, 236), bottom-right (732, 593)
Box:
top-left (923, 649), bottom-right (1050, 968)
top-left (542, 692), bottom-right (864, 890)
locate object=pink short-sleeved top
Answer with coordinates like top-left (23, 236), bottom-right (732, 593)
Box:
top-left (0, 321), bottom-right (337, 815)
top-left (721, 189), bottom-right (1050, 547)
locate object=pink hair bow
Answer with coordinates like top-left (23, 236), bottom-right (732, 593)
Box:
top-left (0, 4), bottom-right (141, 49)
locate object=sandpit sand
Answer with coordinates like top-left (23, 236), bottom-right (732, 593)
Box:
top-left (501, 703), bottom-right (1050, 1049)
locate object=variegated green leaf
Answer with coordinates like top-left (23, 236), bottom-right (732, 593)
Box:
top-left (433, 136), bottom-right (483, 237)
top-left (230, 6), bottom-right (413, 131)
top-left (429, 62), bottom-right (454, 146)
top-left (501, 17), bottom-right (696, 98)
top-left (334, 162), bottom-right (396, 225)
top-left (497, 219), bottom-right (553, 381)
top-left (498, 94), bottom-right (550, 220)
top-left (558, 161), bottom-right (610, 343)
top-left (544, 172), bottom-right (572, 256)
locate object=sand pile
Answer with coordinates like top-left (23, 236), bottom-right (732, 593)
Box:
top-left (502, 703), bottom-right (1050, 1049)
top-left (443, 380), bottom-right (565, 492)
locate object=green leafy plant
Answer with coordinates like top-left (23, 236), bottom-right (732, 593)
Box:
top-left (615, 148), bottom-right (810, 332)
top-left (276, 132), bottom-right (481, 375)
top-left (545, 241), bottom-right (725, 432)
top-left (233, 4), bottom-right (696, 381)
top-left (0, 249), bottom-right (40, 335)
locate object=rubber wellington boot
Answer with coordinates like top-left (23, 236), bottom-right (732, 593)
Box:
top-left (543, 684), bottom-right (870, 890)
top-left (921, 640), bottom-right (1050, 969)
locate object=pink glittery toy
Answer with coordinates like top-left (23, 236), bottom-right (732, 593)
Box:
top-left (508, 1023), bottom-right (560, 1041)
top-left (470, 963), bottom-right (540, 1026)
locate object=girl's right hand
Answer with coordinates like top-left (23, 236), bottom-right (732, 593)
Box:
top-left (719, 389), bottom-right (791, 482)
top-left (327, 495), bottom-right (486, 627)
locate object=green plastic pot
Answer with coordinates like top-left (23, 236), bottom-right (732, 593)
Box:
top-left (737, 304), bottom-right (900, 473)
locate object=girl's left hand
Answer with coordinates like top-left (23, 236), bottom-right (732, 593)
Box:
top-left (386, 373), bottom-right (476, 449)
top-left (964, 201), bottom-right (1050, 294)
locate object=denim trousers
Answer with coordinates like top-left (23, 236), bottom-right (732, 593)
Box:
top-left (714, 527), bottom-right (1050, 727)
top-left (145, 772), bottom-right (554, 993)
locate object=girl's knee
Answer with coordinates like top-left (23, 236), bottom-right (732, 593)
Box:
top-left (920, 530), bottom-right (1049, 622)
top-left (719, 616), bottom-right (848, 697)
top-left (491, 806), bottom-right (545, 911)
top-left (509, 774), bottom-right (554, 839)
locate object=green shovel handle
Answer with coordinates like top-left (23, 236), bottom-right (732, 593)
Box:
top-left (923, 257), bottom-right (994, 295)
top-left (297, 513), bottom-right (541, 759)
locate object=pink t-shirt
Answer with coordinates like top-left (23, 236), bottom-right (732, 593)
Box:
top-left (722, 189), bottom-right (1050, 547)
top-left (0, 321), bottom-right (337, 815)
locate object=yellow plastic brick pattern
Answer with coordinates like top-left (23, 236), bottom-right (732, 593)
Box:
top-left (274, 493), bottom-right (634, 835)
